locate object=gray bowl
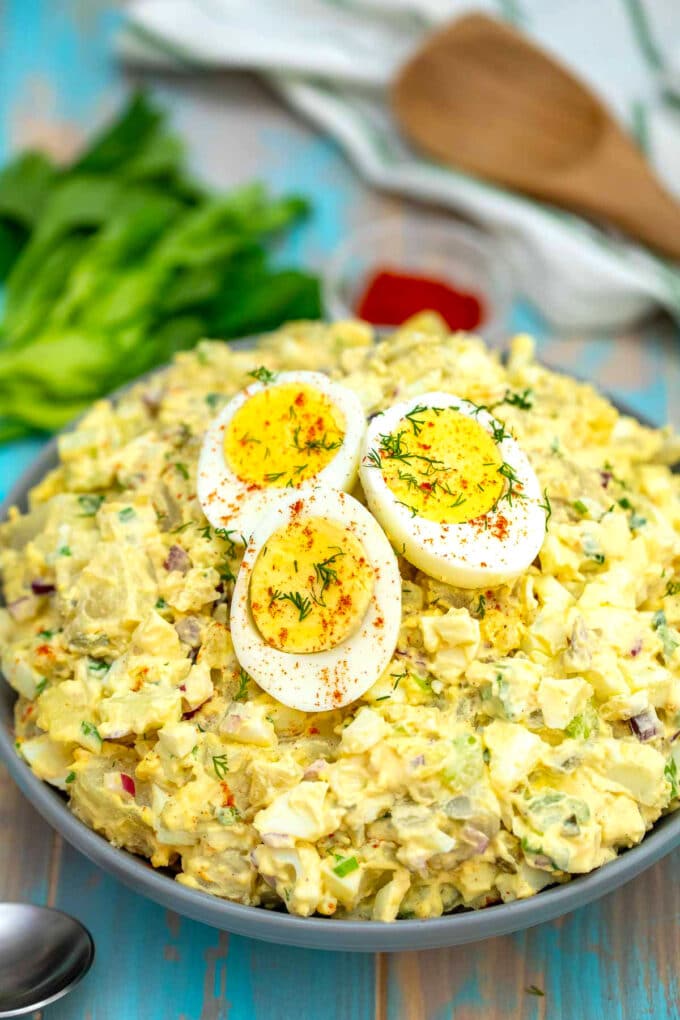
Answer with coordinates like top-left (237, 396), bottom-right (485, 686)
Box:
top-left (1, 351), bottom-right (679, 952)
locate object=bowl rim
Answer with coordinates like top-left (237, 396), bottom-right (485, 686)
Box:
top-left (0, 334), bottom-right (678, 952)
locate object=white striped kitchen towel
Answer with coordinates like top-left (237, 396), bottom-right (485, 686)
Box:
top-left (119, 0), bottom-right (680, 332)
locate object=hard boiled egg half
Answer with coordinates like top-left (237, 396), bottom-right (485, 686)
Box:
top-left (198, 370), bottom-right (365, 535)
top-left (230, 487), bottom-right (401, 711)
top-left (359, 392), bottom-right (547, 588)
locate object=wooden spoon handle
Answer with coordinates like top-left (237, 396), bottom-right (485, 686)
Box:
top-left (533, 124), bottom-right (680, 262)
top-left (592, 185), bottom-right (680, 263)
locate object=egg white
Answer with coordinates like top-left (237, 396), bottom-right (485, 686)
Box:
top-left (197, 371), bottom-right (365, 536)
top-left (359, 392), bottom-right (547, 588)
top-left (230, 487), bottom-right (402, 712)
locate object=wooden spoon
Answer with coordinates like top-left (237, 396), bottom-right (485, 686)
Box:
top-left (392, 13), bottom-right (680, 261)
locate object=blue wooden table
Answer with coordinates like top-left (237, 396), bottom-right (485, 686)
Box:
top-left (1, 5), bottom-right (679, 1018)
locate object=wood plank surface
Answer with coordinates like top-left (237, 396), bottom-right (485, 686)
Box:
top-left (1, 4), bottom-right (679, 1019)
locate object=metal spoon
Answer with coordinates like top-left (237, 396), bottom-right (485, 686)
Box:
top-left (0, 904), bottom-right (94, 1017)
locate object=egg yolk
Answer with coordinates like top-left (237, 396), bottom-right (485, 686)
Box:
top-left (249, 516), bottom-right (374, 653)
top-left (223, 384), bottom-right (345, 488)
top-left (373, 406), bottom-right (505, 523)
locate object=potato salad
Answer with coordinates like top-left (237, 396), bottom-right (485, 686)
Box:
top-left (1, 316), bottom-right (679, 922)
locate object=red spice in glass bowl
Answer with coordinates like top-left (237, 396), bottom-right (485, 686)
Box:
top-left (355, 266), bottom-right (485, 331)
top-left (323, 218), bottom-right (512, 341)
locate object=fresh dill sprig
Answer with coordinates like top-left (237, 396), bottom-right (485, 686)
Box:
top-left (248, 365), bottom-right (277, 384)
top-left (270, 589), bottom-right (313, 621)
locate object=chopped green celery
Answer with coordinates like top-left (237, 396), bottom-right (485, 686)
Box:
top-left (332, 856), bottom-right (359, 878)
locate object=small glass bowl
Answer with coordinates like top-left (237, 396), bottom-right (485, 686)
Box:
top-left (323, 216), bottom-right (514, 342)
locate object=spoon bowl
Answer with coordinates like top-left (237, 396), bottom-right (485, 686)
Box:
top-left (393, 13), bottom-right (680, 260)
top-left (0, 904), bottom-right (94, 1017)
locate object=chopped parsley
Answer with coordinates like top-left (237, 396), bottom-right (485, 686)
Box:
top-left (248, 365), bottom-right (277, 384)
top-left (65, 772), bottom-right (76, 784)
top-left (155, 597), bottom-right (167, 610)
top-left (118, 506), bottom-right (136, 522)
top-left (665, 580), bottom-right (680, 597)
top-left (473, 593), bottom-right (486, 619)
top-left (174, 462), bottom-right (189, 480)
top-left (58, 545), bottom-right (72, 557)
top-left (205, 392), bottom-right (223, 410)
top-left (35, 677), bottom-right (48, 696)
top-left (573, 500), bottom-right (588, 516)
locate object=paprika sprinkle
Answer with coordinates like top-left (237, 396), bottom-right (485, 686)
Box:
top-left (355, 266), bottom-right (485, 330)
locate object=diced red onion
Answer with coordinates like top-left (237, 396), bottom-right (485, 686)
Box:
top-left (629, 638), bottom-right (643, 658)
top-left (599, 470), bottom-right (612, 488)
top-left (221, 714), bottom-right (243, 734)
top-left (7, 596), bottom-right (38, 621)
top-left (461, 825), bottom-right (490, 854)
top-left (141, 388), bottom-right (163, 416)
top-left (105, 726), bottom-right (129, 739)
top-left (121, 774), bottom-right (136, 797)
top-left (629, 709), bottom-right (661, 742)
top-left (410, 754), bottom-right (425, 768)
top-left (163, 545), bottom-right (191, 574)
top-left (31, 580), bottom-right (56, 596)
top-left (175, 616), bottom-right (201, 647)
top-left (303, 758), bottom-right (327, 780)
top-left (261, 833), bottom-right (291, 848)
